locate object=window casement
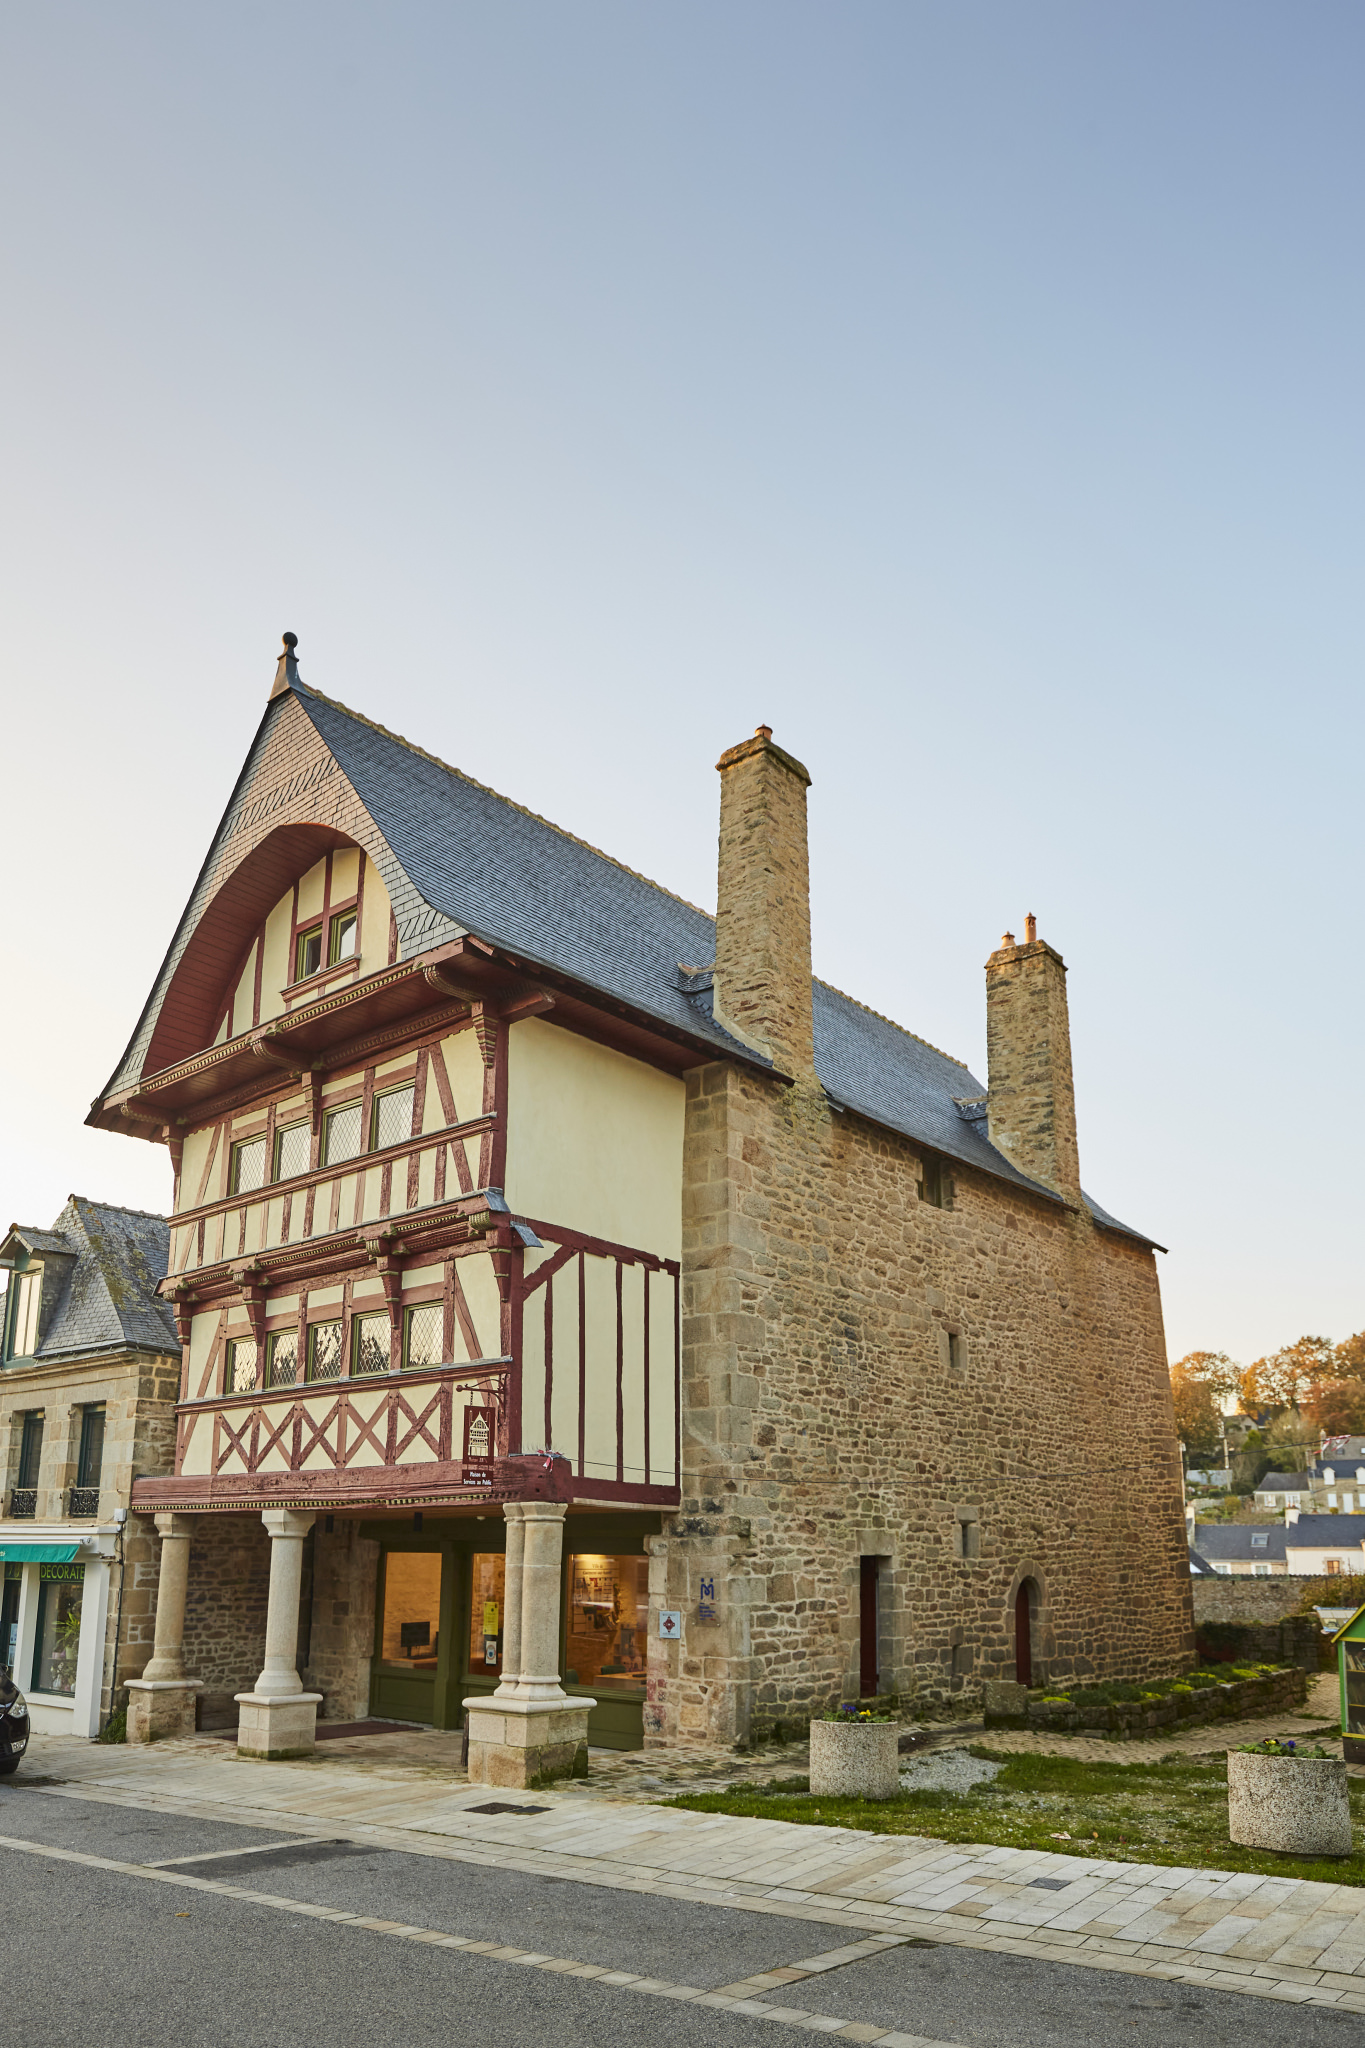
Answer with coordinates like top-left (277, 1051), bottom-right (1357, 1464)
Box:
top-left (953, 1507), bottom-right (981, 1561)
top-left (371, 1084), bottom-right (415, 1152)
top-left (294, 923), bottom-right (324, 982)
top-left (227, 1338), bottom-right (259, 1393)
top-left (920, 1158), bottom-right (947, 1208)
top-left (8, 1268), bottom-right (43, 1359)
top-left (230, 1136), bottom-right (267, 1196)
top-left (1250, 1532), bottom-right (1269, 1550)
top-left (328, 907), bottom-right (358, 965)
top-left (307, 1320), bottom-right (343, 1383)
top-left (352, 1312), bottom-right (391, 1376)
top-left (1252, 1563), bottom-right (1272, 1577)
top-left (76, 1406), bottom-right (105, 1492)
top-left (403, 1303), bottom-right (443, 1371)
top-left (273, 1122), bottom-right (310, 1182)
top-left (266, 1330), bottom-right (299, 1389)
top-left (322, 1101), bottom-right (364, 1167)
top-left (17, 1411), bottom-right (44, 1490)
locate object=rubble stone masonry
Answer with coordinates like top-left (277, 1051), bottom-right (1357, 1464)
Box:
top-left (645, 729), bottom-right (1192, 1749)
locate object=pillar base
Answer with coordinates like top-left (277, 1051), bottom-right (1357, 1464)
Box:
top-left (463, 1695), bottom-right (595, 1789)
top-left (234, 1690), bottom-right (322, 1760)
top-left (126, 1679), bottom-right (201, 1744)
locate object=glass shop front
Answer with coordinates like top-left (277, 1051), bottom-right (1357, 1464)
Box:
top-left (368, 1518), bottom-right (655, 1748)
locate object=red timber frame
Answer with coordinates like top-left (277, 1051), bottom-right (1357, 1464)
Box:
top-left (133, 940), bottom-right (685, 1519)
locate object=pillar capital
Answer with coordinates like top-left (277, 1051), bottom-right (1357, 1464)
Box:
top-left (260, 1508), bottom-right (316, 1541)
top-left (153, 1512), bottom-right (198, 1541)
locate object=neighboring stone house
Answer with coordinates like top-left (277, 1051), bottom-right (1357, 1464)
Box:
top-left (1305, 1446), bottom-right (1365, 1515)
top-left (87, 636), bottom-right (1192, 1776)
top-left (1191, 1526), bottom-right (1287, 1577)
top-left (1284, 1514), bottom-right (1365, 1578)
top-left (1254, 1471), bottom-right (1313, 1513)
top-left (0, 1198), bottom-right (179, 1735)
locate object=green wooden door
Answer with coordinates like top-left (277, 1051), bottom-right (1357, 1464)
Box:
top-left (370, 1544), bottom-right (464, 1728)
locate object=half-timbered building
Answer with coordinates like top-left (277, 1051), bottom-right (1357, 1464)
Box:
top-left (93, 635), bottom-right (1192, 1781)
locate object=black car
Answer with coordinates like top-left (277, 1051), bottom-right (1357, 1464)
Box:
top-left (0, 1669), bottom-right (29, 1775)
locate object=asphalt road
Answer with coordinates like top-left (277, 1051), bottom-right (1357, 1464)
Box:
top-left (1, 1784), bottom-right (1360, 2048)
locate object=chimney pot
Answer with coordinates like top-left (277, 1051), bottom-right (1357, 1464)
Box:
top-left (755, 724), bottom-right (773, 740)
top-left (1025, 912), bottom-right (1037, 943)
top-left (1001, 932), bottom-right (1015, 948)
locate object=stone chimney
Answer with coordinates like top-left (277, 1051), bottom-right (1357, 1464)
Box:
top-left (712, 726), bottom-right (815, 1079)
top-left (985, 918), bottom-right (1081, 1199)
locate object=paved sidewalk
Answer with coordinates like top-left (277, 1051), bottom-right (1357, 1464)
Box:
top-left (15, 1729), bottom-right (1365, 2016)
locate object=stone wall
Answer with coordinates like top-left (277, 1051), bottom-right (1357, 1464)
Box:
top-left (1192, 1575), bottom-right (1309, 1625)
top-left (179, 1514), bottom-right (273, 1724)
top-left (645, 1055), bottom-right (1193, 1747)
top-left (303, 1519), bottom-right (381, 1721)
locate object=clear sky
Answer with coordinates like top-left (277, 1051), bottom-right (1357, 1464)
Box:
top-left (2, 3), bottom-right (1361, 1366)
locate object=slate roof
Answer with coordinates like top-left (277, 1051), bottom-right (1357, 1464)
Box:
top-left (1192, 1525), bottom-right (1289, 1562)
top-left (1256, 1471), bottom-right (1313, 1492)
top-left (104, 671), bottom-right (1162, 1246)
top-left (298, 685), bottom-right (1159, 1243)
top-left (1, 1198), bottom-right (176, 1359)
top-left (1285, 1515), bottom-right (1365, 1548)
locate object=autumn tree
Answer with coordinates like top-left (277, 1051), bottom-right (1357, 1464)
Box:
top-left (1240, 1335), bottom-right (1338, 1414)
top-left (1303, 1377), bottom-right (1365, 1437)
top-left (1170, 1369), bottom-right (1221, 1456)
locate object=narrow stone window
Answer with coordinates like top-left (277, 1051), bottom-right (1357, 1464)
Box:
top-left (920, 1158), bottom-right (946, 1207)
top-left (953, 1508), bottom-right (980, 1561)
top-left (947, 1329), bottom-right (966, 1373)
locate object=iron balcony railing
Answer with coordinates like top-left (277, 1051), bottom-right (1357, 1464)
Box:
top-left (67, 1487), bottom-right (100, 1518)
top-left (8, 1490), bottom-right (37, 1520)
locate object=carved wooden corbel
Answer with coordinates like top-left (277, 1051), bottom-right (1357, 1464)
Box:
top-left (229, 1260), bottom-right (267, 1348)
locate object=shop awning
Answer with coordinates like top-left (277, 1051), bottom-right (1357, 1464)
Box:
top-left (0, 1542), bottom-right (82, 1562)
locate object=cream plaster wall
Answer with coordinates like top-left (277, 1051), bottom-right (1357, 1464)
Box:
top-left (505, 1018), bottom-right (684, 1259)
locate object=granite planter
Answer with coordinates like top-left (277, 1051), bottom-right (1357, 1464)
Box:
top-left (1227, 1752), bottom-right (1353, 1858)
top-left (808, 1719), bottom-right (900, 1800)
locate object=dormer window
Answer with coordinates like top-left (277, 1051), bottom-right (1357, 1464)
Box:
top-left (1250, 1532), bottom-right (1268, 1549)
top-left (294, 924), bottom-right (324, 982)
top-left (7, 1267), bottom-right (42, 1359)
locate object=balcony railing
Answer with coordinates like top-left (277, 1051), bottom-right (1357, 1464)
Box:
top-left (8, 1490), bottom-right (36, 1520)
top-left (67, 1487), bottom-right (100, 1518)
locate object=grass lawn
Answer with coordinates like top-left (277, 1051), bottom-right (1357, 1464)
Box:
top-left (662, 1746), bottom-right (1365, 1888)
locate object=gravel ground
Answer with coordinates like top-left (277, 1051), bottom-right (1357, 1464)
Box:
top-left (899, 1746), bottom-right (1003, 1794)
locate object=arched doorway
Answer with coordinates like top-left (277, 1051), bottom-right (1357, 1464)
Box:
top-left (1014, 1580), bottom-right (1035, 1688)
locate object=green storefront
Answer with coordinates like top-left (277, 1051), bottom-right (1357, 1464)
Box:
top-left (365, 1513), bottom-right (657, 1750)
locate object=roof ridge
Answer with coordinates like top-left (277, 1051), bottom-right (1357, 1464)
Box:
top-left (813, 976), bottom-right (969, 1073)
top-left (296, 682), bottom-right (715, 925)
top-left (70, 1195), bottom-right (169, 1225)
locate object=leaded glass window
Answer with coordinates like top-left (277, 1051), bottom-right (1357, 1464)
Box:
top-left (322, 1102), bottom-right (363, 1166)
top-left (273, 1122), bottom-right (310, 1181)
top-left (352, 1312), bottom-right (390, 1376)
top-left (227, 1339), bottom-right (258, 1393)
top-left (267, 1330), bottom-right (298, 1388)
top-left (307, 1321), bottom-right (343, 1382)
top-left (231, 1137), bottom-right (266, 1195)
top-left (404, 1303), bottom-right (443, 1370)
top-left (372, 1085), bottom-right (415, 1152)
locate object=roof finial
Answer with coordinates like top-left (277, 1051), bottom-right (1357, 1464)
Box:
top-left (269, 631), bottom-right (301, 701)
